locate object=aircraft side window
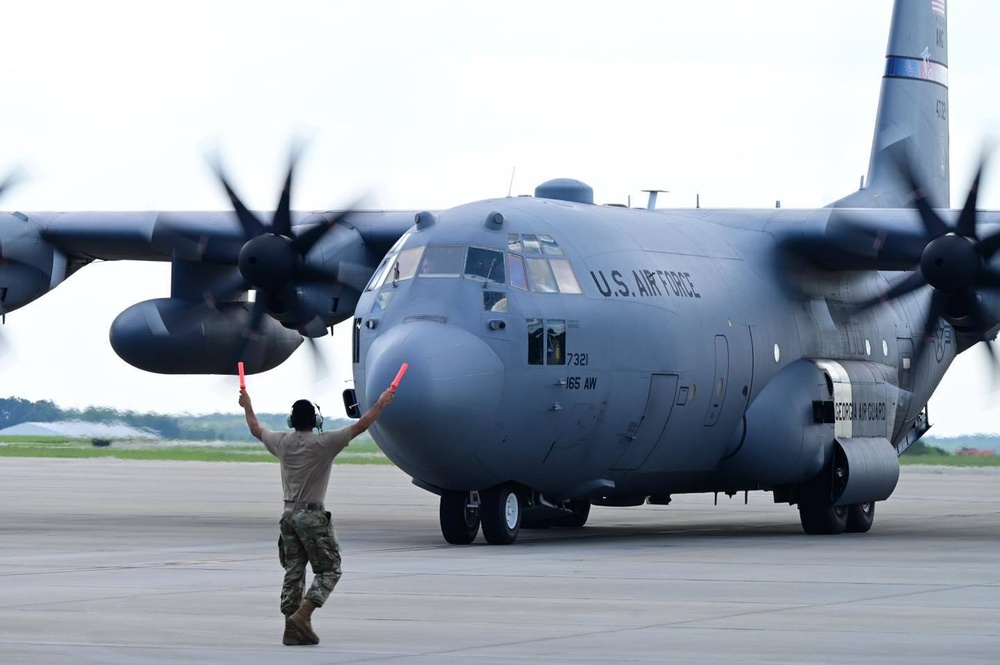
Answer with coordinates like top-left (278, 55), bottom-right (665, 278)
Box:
top-left (546, 320), bottom-right (566, 365)
top-left (537, 234), bottom-right (563, 256)
top-left (507, 254), bottom-right (528, 290)
top-left (483, 291), bottom-right (507, 312)
top-left (526, 257), bottom-right (558, 293)
top-left (549, 259), bottom-right (582, 294)
top-left (419, 245), bottom-right (466, 277)
top-left (527, 318), bottom-right (544, 365)
top-left (465, 247), bottom-right (506, 284)
top-left (372, 290), bottom-right (394, 313)
top-left (507, 234), bottom-right (523, 253)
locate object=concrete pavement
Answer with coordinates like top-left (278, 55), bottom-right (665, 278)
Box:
top-left (0, 459), bottom-right (998, 663)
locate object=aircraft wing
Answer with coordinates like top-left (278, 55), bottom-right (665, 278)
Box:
top-left (0, 207), bottom-right (417, 374)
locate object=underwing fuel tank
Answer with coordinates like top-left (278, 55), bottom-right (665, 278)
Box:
top-left (109, 298), bottom-right (302, 374)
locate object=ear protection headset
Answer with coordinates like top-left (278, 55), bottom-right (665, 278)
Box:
top-left (287, 401), bottom-right (324, 431)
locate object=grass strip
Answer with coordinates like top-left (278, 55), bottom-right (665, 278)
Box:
top-left (0, 440), bottom-right (392, 464)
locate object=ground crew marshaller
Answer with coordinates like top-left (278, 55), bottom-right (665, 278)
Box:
top-left (239, 386), bottom-right (395, 646)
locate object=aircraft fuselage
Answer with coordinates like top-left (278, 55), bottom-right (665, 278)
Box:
top-left (352, 197), bottom-right (968, 504)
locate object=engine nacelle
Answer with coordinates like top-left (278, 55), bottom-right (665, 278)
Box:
top-left (110, 298), bottom-right (302, 374)
top-left (0, 213), bottom-right (67, 312)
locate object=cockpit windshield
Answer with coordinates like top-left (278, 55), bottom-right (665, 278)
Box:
top-left (365, 234), bottom-right (582, 294)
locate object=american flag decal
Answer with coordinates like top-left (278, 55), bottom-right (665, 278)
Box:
top-left (931, 0), bottom-right (946, 19)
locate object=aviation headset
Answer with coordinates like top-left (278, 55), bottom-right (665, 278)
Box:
top-left (288, 400), bottom-right (324, 431)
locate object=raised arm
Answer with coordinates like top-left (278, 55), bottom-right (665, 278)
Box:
top-left (239, 388), bottom-right (264, 441)
top-left (350, 388), bottom-right (395, 439)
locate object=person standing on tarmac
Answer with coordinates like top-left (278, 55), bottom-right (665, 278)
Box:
top-left (239, 385), bottom-right (395, 646)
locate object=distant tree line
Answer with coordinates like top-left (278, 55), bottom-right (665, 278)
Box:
top-left (0, 396), bottom-right (353, 441)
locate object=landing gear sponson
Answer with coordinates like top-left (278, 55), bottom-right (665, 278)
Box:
top-left (796, 459), bottom-right (877, 535)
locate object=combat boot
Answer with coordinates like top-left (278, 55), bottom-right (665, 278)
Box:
top-left (282, 619), bottom-right (312, 646)
top-left (288, 599), bottom-right (320, 645)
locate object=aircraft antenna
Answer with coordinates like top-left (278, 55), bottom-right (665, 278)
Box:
top-left (641, 189), bottom-right (668, 211)
top-left (507, 167), bottom-right (516, 197)
top-left (696, 193), bottom-right (700, 209)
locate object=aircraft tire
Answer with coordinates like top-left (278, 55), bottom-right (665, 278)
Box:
top-left (439, 491), bottom-right (480, 545)
top-left (797, 471), bottom-right (848, 535)
top-left (558, 500), bottom-right (591, 528)
top-left (845, 501), bottom-right (876, 533)
top-left (481, 485), bottom-right (521, 545)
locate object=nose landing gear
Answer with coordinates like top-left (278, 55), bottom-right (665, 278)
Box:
top-left (439, 490), bottom-right (481, 544)
top-left (438, 485), bottom-right (594, 544)
top-left (439, 486), bottom-right (524, 545)
top-left (480, 485), bottom-right (522, 545)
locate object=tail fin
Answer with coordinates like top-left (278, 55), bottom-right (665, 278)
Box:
top-left (834, 0), bottom-right (949, 209)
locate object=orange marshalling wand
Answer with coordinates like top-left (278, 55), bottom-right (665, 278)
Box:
top-left (238, 361), bottom-right (245, 390)
top-left (390, 363), bottom-right (409, 391)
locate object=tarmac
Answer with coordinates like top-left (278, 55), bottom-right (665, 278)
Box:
top-left (0, 458), bottom-right (998, 664)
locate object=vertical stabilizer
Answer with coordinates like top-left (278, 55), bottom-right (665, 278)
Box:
top-left (834, 0), bottom-right (949, 209)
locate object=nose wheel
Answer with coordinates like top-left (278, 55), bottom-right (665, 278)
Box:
top-left (438, 484), bottom-right (525, 544)
top-left (439, 491), bottom-right (481, 544)
top-left (480, 484), bottom-right (522, 545)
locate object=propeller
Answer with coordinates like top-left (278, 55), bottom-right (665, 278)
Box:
top-left (840, 150), bottom-right (1000, 378)
top-left (0, 168), bottom-right (27, 353)
top-left (162, 147), bottom-right (358, 373)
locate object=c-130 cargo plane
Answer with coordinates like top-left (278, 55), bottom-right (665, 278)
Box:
top-left (0, 1), bottom-right (992, 544)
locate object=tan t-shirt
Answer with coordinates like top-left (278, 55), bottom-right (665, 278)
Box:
top-left (260, 426), bottom-right (352, 503)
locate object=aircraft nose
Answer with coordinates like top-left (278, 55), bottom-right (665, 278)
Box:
top-left (363, 321), bottom-right (504, 477)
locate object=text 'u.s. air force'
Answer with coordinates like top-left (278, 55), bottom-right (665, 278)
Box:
top-left (589, 269), bottom-right (700, 299)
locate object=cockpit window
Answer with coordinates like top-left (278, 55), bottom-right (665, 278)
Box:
top-left (365, 232), bottom-right (413, 292)
top-left (537, 234), bottom-right (563, 256)
top-left (549, 259), bottom-right (582, 294)
top-left (507, 254), bottom-right (528, 290)
top-left (393, 246), bottom-right (424, 283)
top-left (507, 234), bottom-right (523, 253)
top-left (484, 291), bottom-right (507, 312)
top-left (386, 231), bottom-right (411, 256)
top-left (526, 257), bottom-right (558, 293)
top-left (372, 290), bottom-right (394, 313)
top-left (546, 320), bottom-right (566, 365)
top-left (419, 245), bottom-right (466, 277)
top-left (527, 318), bottom-right (544, 365)
top-left (521, 234), bottom-right (542, 255)
top-left (367, 255), bottom-right (393, 291)
top-left (465, 247), bottom-right (505, 284)
top-left (526, 318), bottom-right (566, 365)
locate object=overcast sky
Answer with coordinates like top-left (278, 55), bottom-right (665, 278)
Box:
top-left (2, 1), bottom-right (1000, 435)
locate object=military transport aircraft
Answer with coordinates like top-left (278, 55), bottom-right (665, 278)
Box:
top-left (0, 0), bottom-right (993, 544)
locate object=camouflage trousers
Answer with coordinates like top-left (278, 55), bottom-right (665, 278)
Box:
top-left (278, 508), bottom-right (343, 616)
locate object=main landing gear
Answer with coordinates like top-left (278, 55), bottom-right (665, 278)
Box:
top-left (796, 463), bottom-right (876, 535)
top-left (437, 485), bottom-right (592, 545)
